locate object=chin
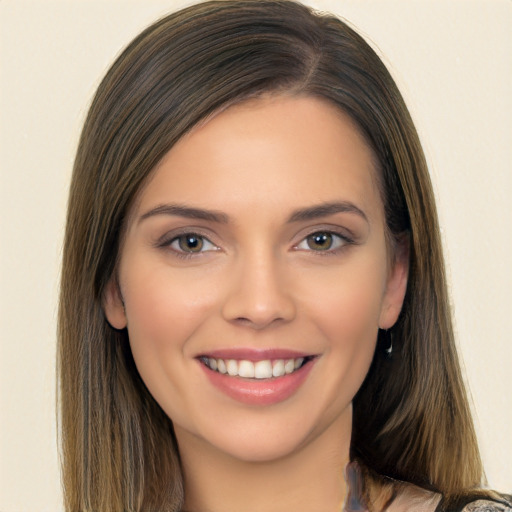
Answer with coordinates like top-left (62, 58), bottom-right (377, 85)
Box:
top-left (209, 430), bottom-right (311, 464)
top-left (187, 403), bottom-right (347, 465)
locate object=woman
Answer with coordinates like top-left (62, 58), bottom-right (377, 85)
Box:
top-left (58, 1), bottom-right (511, 511)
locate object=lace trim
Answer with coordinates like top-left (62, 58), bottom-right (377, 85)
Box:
top-left (461, 500), bottom-right (512, 512)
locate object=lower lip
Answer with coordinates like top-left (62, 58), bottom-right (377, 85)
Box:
top-left (199, 359), bottom-right (315, 406)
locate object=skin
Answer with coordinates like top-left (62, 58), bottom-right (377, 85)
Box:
top-left (104, 95), bottom-right (408, 512)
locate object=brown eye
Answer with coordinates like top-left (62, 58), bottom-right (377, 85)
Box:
top-left (306, 232), bottom-right (333, 251)
top-left (295, 231), bottom-right (348, 253)
top-left (177, 234), bottom-right (204, 252)
top-left (166, 232), bottom-right (218, 256)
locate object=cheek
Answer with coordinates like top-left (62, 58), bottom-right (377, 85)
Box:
top-left (303, 257), bottom-right (386, 343)
top-left (319, 284), bottom-right (380, 379)
top-left (298, 255), bottom-right (387, 393)
top-left (119, 258), bottom-right (225, 427)
top-left (120, 258), bottom-right (220, 364)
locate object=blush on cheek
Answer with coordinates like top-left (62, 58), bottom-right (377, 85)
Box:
top-left (312, 280), bottom-right (383, 338)
top-left (305, 287), bottom-right (381, 400)
top-left (126, 263), bottom-right (214, 324)
top-left (123, 269), bottom-right (221, 381)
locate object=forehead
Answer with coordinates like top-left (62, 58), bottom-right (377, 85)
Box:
top-left (132, 95), bottom-right (383, 223)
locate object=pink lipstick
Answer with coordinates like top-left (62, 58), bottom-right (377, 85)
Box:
top-left (196, 348), bottom-right (317, 406)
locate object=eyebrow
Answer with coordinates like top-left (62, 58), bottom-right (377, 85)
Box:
top-left (138, 204), bottom-right (229, 224)
top-left (287, 201), bottom-right (368, 223)
top-left (138, 200), bottom-right (367, 225)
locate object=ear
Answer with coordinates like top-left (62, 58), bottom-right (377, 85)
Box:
top-left (102, 277), bottom-right (128, 329)
top-left (378, 235), bottom-right (409, 329)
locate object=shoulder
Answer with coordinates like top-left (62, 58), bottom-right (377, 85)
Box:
top-left (388, 487), bottom-right (512, 512)
top-left (389, 484), bottom-right (441, 512)
top-left (458, 499), bottom-right (512, 512)
top-left (436, 495), bottom-right (512, 512)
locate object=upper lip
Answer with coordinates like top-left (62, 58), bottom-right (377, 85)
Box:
top-left (196, 348), bottom-right (316, 362)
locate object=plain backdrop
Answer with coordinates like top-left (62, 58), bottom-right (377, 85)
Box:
top-left (1, 1), bottom-right (511, 510)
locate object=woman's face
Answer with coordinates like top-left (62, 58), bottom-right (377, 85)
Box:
top-left (104, 96), bottom-right (408, 463)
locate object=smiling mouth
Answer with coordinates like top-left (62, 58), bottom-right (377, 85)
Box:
top-left (198, 356), bottom-right (314, 379)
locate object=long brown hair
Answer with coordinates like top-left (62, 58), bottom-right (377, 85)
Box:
top-left (58, 1), bottom-right (484, 510)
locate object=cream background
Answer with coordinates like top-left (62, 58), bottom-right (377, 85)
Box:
top-left (1, 1), bottom-right (510, 510)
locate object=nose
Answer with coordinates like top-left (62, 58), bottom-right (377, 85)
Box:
top-left (221, 250), bottom-right (296, 330)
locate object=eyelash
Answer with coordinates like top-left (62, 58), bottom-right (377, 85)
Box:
top-left (158, 229), bottom-right (354, 259)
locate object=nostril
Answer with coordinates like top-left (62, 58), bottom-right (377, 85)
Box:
top-left (232, 315), bottom-right (288, 330)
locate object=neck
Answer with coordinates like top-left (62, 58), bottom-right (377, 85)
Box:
top-left (176, 411), bottom-right (351, 512)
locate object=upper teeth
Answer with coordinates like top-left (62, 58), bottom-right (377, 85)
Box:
top-left (203, 357), bottom-right (305, 379)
